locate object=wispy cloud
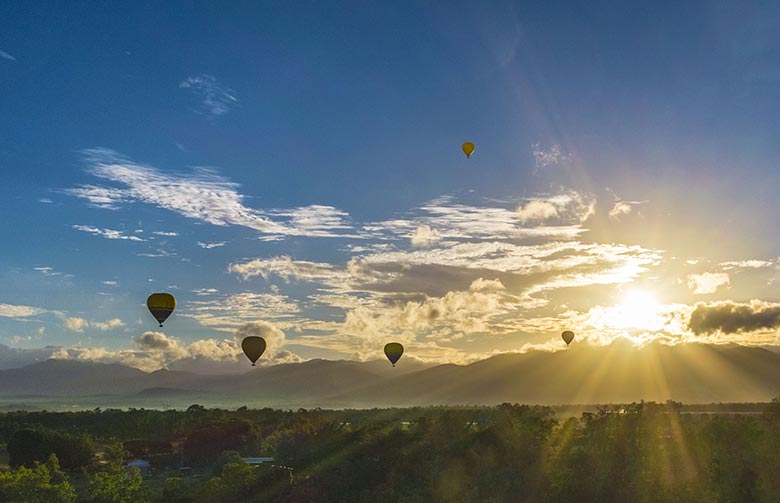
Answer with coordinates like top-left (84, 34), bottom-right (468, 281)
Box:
top-left (0, 304), bottom-right (47, 318)
top-left (153, 231), bottom-right (178, 237)
top-left (719, 259), bottom-right (774, 270)
top-left (179, 74), bottom-right (237, 117)
top-left (197, 241), bottom-right (226, 249)
top-left (193, 288), bottom-right (218, 296)
top-left (364, 193), bottom-right (592, 242)
top-left (0, 50), bottom-right (15, 61)
top-left (532, 143), bottom-right (571, 172)
top-left (609, 201), bottom-right (634, 221)
top-left (184, 292), bottom-right (299, 331)
top-left (33, 266), bottom-right (63, 277)
top-left (66, 149), bottom-right (353, 238)
top-left (137, 249), bottom-right (176, 258)
top-left (229, 256), bottom-right (344, 283)
top-left (72, 224), bottom-right (144, 241)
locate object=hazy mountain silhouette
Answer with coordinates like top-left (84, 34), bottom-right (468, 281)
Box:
top-left (0, 359), bottom-right (145, 395)
top-left (1, 342), bottom-right (780, 406)
top-left (342, 342), bottom-right (780, 405)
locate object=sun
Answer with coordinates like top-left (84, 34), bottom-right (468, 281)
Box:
top-left (609, 289), bottom-right (665, 332)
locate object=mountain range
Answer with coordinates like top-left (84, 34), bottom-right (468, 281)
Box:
top-left (1, 342), bottom-right (780, 408)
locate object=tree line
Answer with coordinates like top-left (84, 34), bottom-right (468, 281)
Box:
top-left (1, 400), bottom-right (780, 502)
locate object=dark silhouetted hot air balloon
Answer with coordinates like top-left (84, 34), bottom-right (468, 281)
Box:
top-left (562, 330), bottom-right (575, 346)
top-left (242, 336), bottom-right (266, 366)
top-left (462, 142), bottom-right (475, 158)
top-left (147, 293), bottom-right (175, 327)
top-left (384, 342), bottom-right (404, 367)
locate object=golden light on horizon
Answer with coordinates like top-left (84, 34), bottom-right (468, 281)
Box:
top-left (614, 289), bottom-right (663, 329)
top-left (587, 288), bottom-right (668, 337)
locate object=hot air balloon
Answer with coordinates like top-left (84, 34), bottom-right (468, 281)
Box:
top-left (147, 293), bottom-right (176, 327)
top-left (562, 330), bottom-right (575, 346)
top-left (384, 342), bottom-right (404, 367)
top-left (462, 142), bottom-right (475, 158)
top-left (242, 336), bottom-right (266, 366)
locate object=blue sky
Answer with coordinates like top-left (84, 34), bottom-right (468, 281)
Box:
top-left (2, 1), bottom-right (780, 372)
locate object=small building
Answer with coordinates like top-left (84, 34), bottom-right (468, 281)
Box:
top-left (126, 459), bottom-right (152, 477)
top-left (242, 457), bottom-right (274, 465)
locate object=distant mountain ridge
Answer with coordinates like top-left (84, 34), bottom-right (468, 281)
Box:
top-left (1, 343), bottom-right (779, 407)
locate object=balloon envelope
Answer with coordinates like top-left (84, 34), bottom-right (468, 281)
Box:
top-left (462, 142), bottom-right (475, 158)
top-left (562, 330), bottom-right (575, 346)
top-left (384, 342), bottom-right (404, 367)
top-left (147, 293), bottom-right (176, 327)
top-left (242, 336), bottom-right (266, 366)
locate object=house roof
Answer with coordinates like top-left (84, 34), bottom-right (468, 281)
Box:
top-left (242, 457), bottom-right (274, 464)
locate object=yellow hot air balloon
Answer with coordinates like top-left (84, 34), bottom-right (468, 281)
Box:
top-left (562, 330), bottom-right (575, 346)
top-left (384, 342), bottom-right (404, 367)
top-left (242, 336), bottom-right (266, 366)
top-left (462, 142), bottom-right (475, 158)
top-left (147, 293), bottom-right (176, 327)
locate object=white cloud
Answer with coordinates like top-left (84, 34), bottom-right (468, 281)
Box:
top-left (55, 331), bottom-right (243, 372)
top-left (72, 224), bottom-right (144, 241)
top-left (66, 149), bottom-right (353, 238)
top-left (234, 322), bottom-right (295, 362)
top-left (58, 327), bottom-right (302, 371)
top-left (64, 317), bottom-right (88, 332)
top-left (102, 280), bottom-right (118, 286)
top-left (516, 200), bottom-right (559, 223)
top-left (153, 231), bottom-right (178, 237)
top-left (91, 318), bottom-right (125, 331)
top-left (410, 225), bottom-right (441, 247)
top-left (134, 331), bottom-right (188, 357)
top-left (515, 192), bottom-right (596, 225)
top-left (0, 304), bottom-right (47, 318)
top-left (687, 272), bottom-right (731, 294)
top-left (197, 241), bottom-right (226, 249)
top-left (179, 74), bottom-right (237, 117)
top-left (0, 50), bottom-right (15, 61)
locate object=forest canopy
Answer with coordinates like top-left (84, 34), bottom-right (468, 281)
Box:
top-left (0, 401), bottom-right (779, 502)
